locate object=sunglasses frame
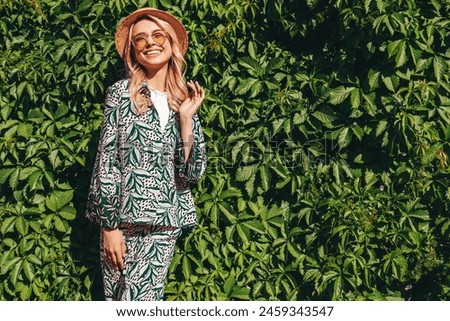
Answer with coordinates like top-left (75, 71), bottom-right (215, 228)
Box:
top-left (131, 31), bottom-right (169, 50)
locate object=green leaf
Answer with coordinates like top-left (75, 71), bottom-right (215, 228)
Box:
top-left (220, 188), bottom-right (242, 199)
top-left (1, 104), bottom-right (12, 120)
top-left (9, 168), bottom-right (20, 189)
top-left (388, 39), bottom-right (407, 67)
top-left (0, 168), bottom-right (15, 184)
top-left (55, 104), bottom-right (69, 119)
top-left (235, 78), bottom-right (259, 96)
top-left (329, 86), bottom-right (355, 105)
top-left (230, 285), bottom-right (250, 300)
top-left (15, 217), bottom-right (28, 236)
top-left (48, 150), bottom-right (62, 169)
top-left (259, 165), bottom-right (271, 191)
top-left (236, 224), bottom-right (249, 243)
top-left (381, 75), bottom-right (399, 92)
top-left (54, 216), bottom-right (68, 233)
top-left (248, 41), bottom-right (257, 59)
top-left (350, 88), bottom-right (361, 109)
top-left (17, 123), bottom-right (33, 138)
top-left (182, 255), bottom-right (191, 279)
top-left (238, 57), bottom-right (262, 75)
top-left (77, 0), bottom-right (93, 12)
top-left (338, 127), bottom-right (351, 149)
top-left (433, 55), bottom-right (446, 83)
top-left (266, 57), bottom-right (285, 73)
top-left (17, 81), bottom-right (27, 99)
top-left (272, 119), bottom-right (285, 134)
top-left (243, 219), bottom-right (265, 234)
top-left (20, 285), bottom-right (32, 301)
top-left (9, 260), bottom-right (22, 286)
top-left (245, 175), bottom-right (256, 198)
top-left (395, 40), bottom-right (407, 67)
top-left (223, 275), bottom-right (236, 294)
top-left (365, 170), bottom-right (377, 187)
top-left (312, 109), bottom-right (337, 126)
top-left (2, 238), bottom-right (17, 248)
top-left (45, 190), bottom-right (74, 212)
top-left (351, 124), bottom-right (364, 140)
top-left (236, 165), bottom-right (257, 181)
top-left (22, 260), bottom-right (35, 281)
top-left (437, 107), bottom-right (450, 124)
top-left (1, 257), bottom-right (21, 275)
top-left (69, 39), bottom-right (86, 59)
top-left (376, 120), bottom-right (388, 137)
top-left (368, 69), bottom-right (380, 89)
top-left (19, 166), bottom-right (39, 180)
top-left (27, 254), bottom-right (42, 266)
top-left (58, 205), bottom-right (77, 220)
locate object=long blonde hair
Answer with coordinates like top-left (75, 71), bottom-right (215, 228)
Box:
top-left (123, 15), bottom-right (188, 115)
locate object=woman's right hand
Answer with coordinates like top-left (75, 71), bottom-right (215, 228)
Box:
top-left (102, 228), bottom-right (126, 271)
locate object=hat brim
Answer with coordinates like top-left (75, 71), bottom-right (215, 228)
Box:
top-left (115, 8), bottom-right (188, 59)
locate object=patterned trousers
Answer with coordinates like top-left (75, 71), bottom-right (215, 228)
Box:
top-left (100, 223), bottom-right (182, 301)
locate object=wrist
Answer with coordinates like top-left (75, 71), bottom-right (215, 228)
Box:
top-left (179, 113), bottom-right (193, 124)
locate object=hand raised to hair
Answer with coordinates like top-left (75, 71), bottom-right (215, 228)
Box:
top-left (179, 80), bottom-right (205, 120)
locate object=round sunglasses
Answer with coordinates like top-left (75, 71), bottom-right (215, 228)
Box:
top-left (131, 31), bottom-right (168, 50)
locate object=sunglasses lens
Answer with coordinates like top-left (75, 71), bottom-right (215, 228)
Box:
top-left (152, 32), bottom-right (166, 46)
top-left (133, 36), bottom-right (147, 50)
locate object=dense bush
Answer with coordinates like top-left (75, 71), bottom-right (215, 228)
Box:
top-left (0, 0), bottom-right (449, 300)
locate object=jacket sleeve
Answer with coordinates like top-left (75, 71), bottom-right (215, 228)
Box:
top-left (85, 86), bottom-right (122, 229)
top-left (176, 113), bottom-right (207, 183)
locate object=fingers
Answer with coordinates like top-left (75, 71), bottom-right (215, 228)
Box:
top-left (187, 80), bottom-right (205, 101)
top-left (187, 80), bottom-right (195, 93)
top-left (102, 228), bottom-right (126, 271)
top-left (119, 240), bottom-right (126, 270)
top-left (121, 241), bottom-right (127, 259)
top-left (116, 250), bottom-right (124, 271)
top-left (197, 81), bottom-right (205, 99)
top-left (106, 248), bottom-right (125, 271)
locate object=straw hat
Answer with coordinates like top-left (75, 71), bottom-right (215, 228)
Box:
top-left (115, 7), bottom-right (188, 59)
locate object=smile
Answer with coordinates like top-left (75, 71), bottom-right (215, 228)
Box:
top-left (144, 50), bottom-right (161, 56)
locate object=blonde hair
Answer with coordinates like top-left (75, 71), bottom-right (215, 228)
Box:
top-left (123, 15), bottom-right (188, 115)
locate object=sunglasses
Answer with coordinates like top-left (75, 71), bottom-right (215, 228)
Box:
top-left (131, 31), bottom-right (168, 50)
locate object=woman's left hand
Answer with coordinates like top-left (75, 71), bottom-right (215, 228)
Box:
top-left (179, 80), bottom-right (205, 119)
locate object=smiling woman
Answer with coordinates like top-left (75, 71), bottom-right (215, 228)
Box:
top-left (131, 20), bottom-right (173, 91)
top-left (85, 7), bottom-right (207, 301)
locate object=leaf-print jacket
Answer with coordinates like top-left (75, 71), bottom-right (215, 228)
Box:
top-left (86, 79), bottom-right (207, 229)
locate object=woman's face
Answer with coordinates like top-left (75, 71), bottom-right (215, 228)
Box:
top-left (131, 19), bottom-right (172, 72)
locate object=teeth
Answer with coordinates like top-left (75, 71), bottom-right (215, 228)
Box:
top-left (145, 51), bottom-right (160, 55)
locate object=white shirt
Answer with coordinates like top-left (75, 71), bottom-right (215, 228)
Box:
top-left (150, 90), bottom-right (169, 132)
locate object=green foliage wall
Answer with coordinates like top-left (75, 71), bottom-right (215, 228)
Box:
top-left (0, 0), bottom-right (449, 300)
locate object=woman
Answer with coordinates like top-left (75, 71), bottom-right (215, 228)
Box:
top-left (86, 7), bottom-right (207, 301)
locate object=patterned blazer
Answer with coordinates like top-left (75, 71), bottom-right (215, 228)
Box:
top-left (86, 79), bottom-right (207, 229)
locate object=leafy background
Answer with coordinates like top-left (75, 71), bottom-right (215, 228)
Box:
top-left (0, 0), bottom-right (449, 300)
